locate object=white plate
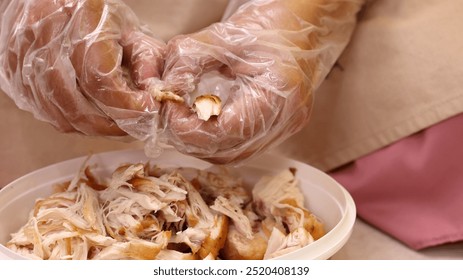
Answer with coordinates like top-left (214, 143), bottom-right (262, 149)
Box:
top-left (0, 148), bottom-right (356, 260)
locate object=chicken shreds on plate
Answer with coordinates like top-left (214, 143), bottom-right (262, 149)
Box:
top-left (6, 161), bottom-right (325, 260)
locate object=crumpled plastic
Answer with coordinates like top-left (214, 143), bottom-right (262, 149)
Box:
top-left (159, 0), bottom-right (364, 163)
top-left (0, 0), bottom-right (164, 137)
top-left (0, 0), bottom-right (364, 165)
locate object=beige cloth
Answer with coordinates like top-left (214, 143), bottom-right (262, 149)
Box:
top-left (2, 0), bottom-right (463, 189)
top-left (274, 0), bottom-right (463, 171)
top-left (123, 0), bottom-right (229, 41)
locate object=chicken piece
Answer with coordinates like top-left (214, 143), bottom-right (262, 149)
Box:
top-left (221, 225), bottom-right (268, 260)
top-left (107, 163), bottom-right (146, 190)
top-left (214, 201), bottom-right (269, 260)
top-left (100, 166), bottom-right (187, 240)
top-left (263, 227), bottom-right (313, 260)
top-left (202, 253), bottom-right (216, 260)
top-left (93, 231), bottom-right (170, 260)
top-left (252, 168), bottom-right (325, 239)
top-left (169, 227), bottom-right (207, 254)
top-left (167, 166), bottom-right (251, 207)
top-left (156, 249), bottom-right (197, 260)
top-left (197, 169), bottom-right (250, 207)
top-left (170, 174), bottom-right (229, 259)
top-left (166, 217), bottom-right (228, 260)
top-left (7, 183), bottom-right (110, 260)
top-left (150, 88), bottom-right (184, 103)
top-left (274, 198), bottom-right (325, 240)
top-left (211, 196), bottom-right (253, 239)
top-left (260, 216), bottom-right (286, 238)
top-left (252, 168), bottom-right (303, 217)
top-left (192, 95), bottom-right (222, 121)
top-left (6, 244), bottom-right (42, 260)
top-left (197, 215), bottom-right (228, 259)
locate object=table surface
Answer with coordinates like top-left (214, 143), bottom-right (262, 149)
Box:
top-left (332, 218), bottom-right (463, 260)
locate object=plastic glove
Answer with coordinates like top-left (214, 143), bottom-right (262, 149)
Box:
top-left (0, 0), bottom-right (164, 136)
top-left (159, 0), bottom-right (364, 164)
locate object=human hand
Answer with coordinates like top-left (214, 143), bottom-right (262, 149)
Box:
top-left (159, 0), bottom-right (364, 164)
top-left (0, 0), bottom-right (165, 136)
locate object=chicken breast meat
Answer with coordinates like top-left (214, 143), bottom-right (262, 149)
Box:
top-left (7, 161), bottom-right (324, 260)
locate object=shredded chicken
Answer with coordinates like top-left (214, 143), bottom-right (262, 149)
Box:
top-left (6, 161), bottom-right (324, 260)
top-left (149, 88), bottom-right (184, 103)
top-left (193, 95), bottom-right (222, 121)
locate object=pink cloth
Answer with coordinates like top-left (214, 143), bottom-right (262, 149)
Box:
top-left (329, 113), bottom-right (463, 250)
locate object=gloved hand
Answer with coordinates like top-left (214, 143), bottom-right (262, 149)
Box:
top-left (159, 0), bottom-right (364, 164)
top-left (0, 0), bottom-right (164, 136)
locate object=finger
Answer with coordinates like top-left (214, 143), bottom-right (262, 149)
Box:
top-left (121, 30), bottom-right (165, 89)
top-left (69, 0), bottom-right (161, 113)
top-left (161, 73), bottom-right (312, 164)
top-left (22, 0), bottom-right (127, 135)
top-left (42, 54), bottom-right (127, 136)
top-left (162, 31), bottom-right (231, 95)
top-left (2, 0), bottom-right (82, 133)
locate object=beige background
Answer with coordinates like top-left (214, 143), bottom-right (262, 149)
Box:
top-left (0, 93), bottom-right (143, 189)
top-left (1, 0), bottom-right (462, 260)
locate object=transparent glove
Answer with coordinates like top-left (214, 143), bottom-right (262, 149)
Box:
top-left (0, 0), bottom-right (164, 137)
top-left (159, 0), bottom-right (364, 164)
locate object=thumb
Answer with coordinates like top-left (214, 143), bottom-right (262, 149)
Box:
top-left (162, 33), bottom-right (226, 96)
